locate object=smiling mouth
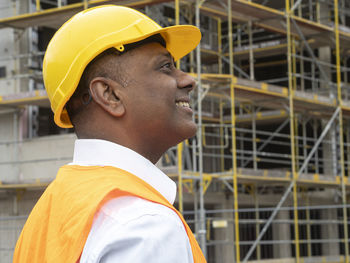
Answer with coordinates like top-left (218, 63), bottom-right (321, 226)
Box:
top-left (176, 101), bottom-right (190, 108)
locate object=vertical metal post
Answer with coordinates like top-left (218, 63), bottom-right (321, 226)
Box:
top-left (218, 17), bottom-right (222, 74)
top-left (254, 185), bottom-right (261, 260)
top-left (313, 119), bottom-right (319, 174)
top-left (178, 143), bottom-right (184, 213)
top-left (295, 116), bottom-right (299, 169)
top-left (331, 122), bottom-right (338, 177)
top-left (248, 0), bottom-right (254, 80)
top-left (292, 36), bottom-right (297, 92)
top-left (35, 0), bottom-right (40, 11)
top-left (340, 0), bottom-right (346, 25)
top-left (305, 189), bottom-right (312, 257)
top-left (228, 0), bottom-right (240, 261)
top-left (228, 1), bottom-right (233, 77)
top-left (308, 0), bottom-right (313, 20)
top-left (175, 0), bottom-right (180, 26)
top-left (286, 0), bottom-right (300, 262)
top-left (175, 0), bottom-right (180, 69)
top-left (316, 0), bottom-right (320, 23)
top-left (334, 1), bottom-right (349, 262)
top-left (302, 120), bottom-right (308, 174)
top-left (195, 0), bottom-right (207, 258)
top-left (220, 101), bottom-right (225, 171)
top-left (344, 57), bottom-right (348, 101)
top-left (189, 6), bottom-right (194, 73)
top-left (300, 47), bottom-right (305, 91)
top-left (194, 187), bottom-right (199, 234)
top-left (240, 107), bottom-right (244, 166)
top-left (347, 123), bottom-right (350, 178)
top-left (252, 106), bottom-right (257, 170)
top-left (248, 21), bottom-right (254, 80)
top-left (192, 132), bottom-right (197, 173)
top-left (230, 80), bottom-right (240, 263)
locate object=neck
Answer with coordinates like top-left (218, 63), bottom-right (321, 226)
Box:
top-left (75, 120), bottom-right (169, 164)
top-left (77, 135), bottom-right (164, 164)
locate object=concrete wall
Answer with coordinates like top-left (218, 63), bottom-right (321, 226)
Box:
top-left (0, 190), bottom-right (43, 263)
top-left (0, 133), bottom-right (76, 183)
top-left (0, 132), bottom-right (75, 263)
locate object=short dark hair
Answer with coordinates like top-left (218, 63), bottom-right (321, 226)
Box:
top-left (65, 34), bottom-right (166, 125)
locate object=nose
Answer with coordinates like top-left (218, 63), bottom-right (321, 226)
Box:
top-left (177, 69), bottom-right (196, 92)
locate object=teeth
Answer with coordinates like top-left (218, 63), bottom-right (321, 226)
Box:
top-left (176, 101), bottom-right (190, 108)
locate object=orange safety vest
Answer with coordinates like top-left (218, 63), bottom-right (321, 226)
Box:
top-left (14, 165), bottom-right (206, 263)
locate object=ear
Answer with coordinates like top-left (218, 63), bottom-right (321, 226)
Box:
top-left (89, 77), bottom-right (125, 117)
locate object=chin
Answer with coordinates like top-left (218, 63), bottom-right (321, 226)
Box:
top-left (187, 123), bottom-right (198, 138)
top-left (166, 122), bottom-right (198, 148)
top-left (179, 123), bottom-right (197, 142)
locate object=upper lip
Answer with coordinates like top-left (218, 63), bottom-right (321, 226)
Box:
top-left (175, 97), bottom-right (190, 103)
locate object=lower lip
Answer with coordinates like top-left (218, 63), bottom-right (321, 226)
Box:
top-left (176, 105), bottom-right (193, 114)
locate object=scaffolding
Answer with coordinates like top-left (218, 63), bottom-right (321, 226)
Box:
top-left (1, 0), bottom-right (350, 262)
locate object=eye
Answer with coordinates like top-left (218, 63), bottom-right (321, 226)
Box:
top-left (163, 63), bottom-right (172, 68)
top-left (160, 60), bottom-right (175, 72)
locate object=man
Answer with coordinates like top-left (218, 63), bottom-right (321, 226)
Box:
top-left (13, 5), bottom-right (206, 263)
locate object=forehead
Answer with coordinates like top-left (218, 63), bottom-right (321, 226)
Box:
top-left (125, 42), bottom-right (173, 61)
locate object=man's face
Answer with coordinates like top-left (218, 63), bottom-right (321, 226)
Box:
top-left (119, 42), bottom-right (197, 149)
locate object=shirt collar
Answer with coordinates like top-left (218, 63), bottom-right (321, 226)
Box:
top-left (70, 139), bottom-right (176, 204)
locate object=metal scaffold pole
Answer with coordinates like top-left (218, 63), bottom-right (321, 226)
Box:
top-left (195, 0), bottom-right (207, 258)
top-left (254, 185), bottom-right (261, 260)
top-left (248, 0), bottom-right (254, 81)
top-left (178, 142), bottom-right (184, 213)
top-left (304, 190), bottom-right (312, 257)
top-left (230, 79), bottom-right (240, 263)
top-left (217, 17), bottom-right (222, 75)
top-left (286, 0), bottom-right (300, 262)
top-left (220, 100), bottom-right (225, 171)
top-left (35, 0), bottom-right (40, 11)
top-left (175, 0), bottom-right (180, 69)
top-left (228, 0), bottom-right (240, 261)
top-left (334, 1), bottom-right (349, 262)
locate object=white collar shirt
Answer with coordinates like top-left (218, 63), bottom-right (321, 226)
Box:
top-left (70, 139), bottom-right (194, 263)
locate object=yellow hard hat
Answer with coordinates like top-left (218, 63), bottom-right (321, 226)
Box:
top-left (43, 5), bottom-right (201, 128)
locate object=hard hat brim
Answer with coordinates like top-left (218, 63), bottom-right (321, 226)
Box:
top-left (151, 25), bottom-right (201, 62)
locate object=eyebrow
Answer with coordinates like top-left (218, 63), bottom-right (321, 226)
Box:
top-left (157, 51), bottom-right (174, 61)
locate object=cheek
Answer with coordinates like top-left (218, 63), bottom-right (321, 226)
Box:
top-left (148, 74), bottom-right (177, 93)
top-left (127, 75), bottom-right (177, 111)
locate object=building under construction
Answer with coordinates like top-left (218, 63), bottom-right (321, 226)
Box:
top-left (1, 0), bottom-right (350, 262)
